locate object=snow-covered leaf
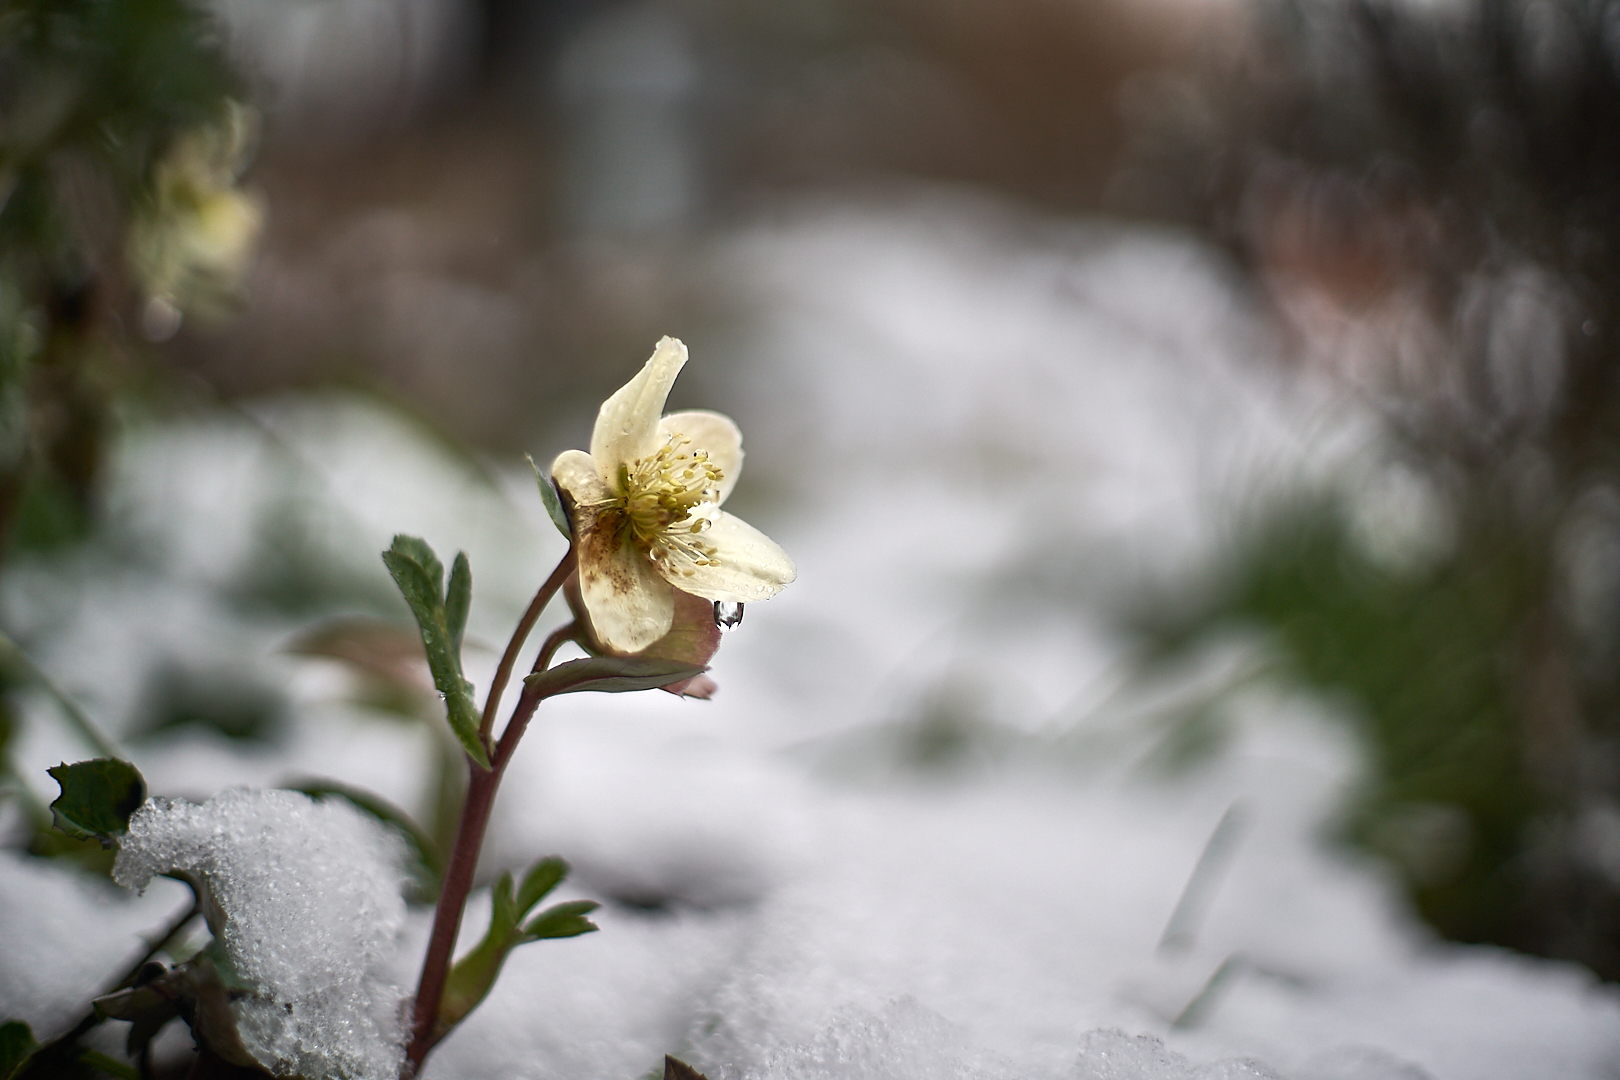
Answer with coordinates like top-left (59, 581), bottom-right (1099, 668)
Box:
top-left (289, 780), bottom-right (444, 902)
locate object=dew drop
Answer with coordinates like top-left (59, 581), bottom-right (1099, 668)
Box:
top-left (713, 601), bottom-right (744, 632)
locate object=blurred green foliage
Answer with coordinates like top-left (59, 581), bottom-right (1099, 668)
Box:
top-left (130, 661), bottom-right (287, 744)
top-left (1130, 496), bottom-right (1564, 961)
top-left (1129, 0), bottom-right (1620, 978)
top-left (0, 0), bottom-right (265, 878)
top-left (0, 0), bottom-right (237, 557)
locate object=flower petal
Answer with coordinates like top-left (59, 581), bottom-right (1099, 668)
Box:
top-left (657, 510), bottom-right (796, 603)
top-left (565, 574), bottom-right (721, 669)
top-left (654, 587), bottom-right (725, 667)
top-left (551, 448), bottom-right (613, 508)
top-left (663, 672), bottom-right (717, 699)
top-left (591, 337), bottom-right (688, 479)
top-left (659, 410), bottom-right (742, 505)
top-left (576, 510), bottom-right (676, 652)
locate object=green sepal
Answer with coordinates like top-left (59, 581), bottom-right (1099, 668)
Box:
top-left (0, 1021), bottom-right (37, 1080)
top-left (382, 535), bottom-right (488, 770)
top-left (438, 856), bottom-right (596, 1033)
top-left (47, 758), bottom-right (146, 847)
top-left (288, 780), bottom-right (445, 901)
top-left (523, 657), bottom-right (706, 698)
top-left (527, 454), bottom-right (572, 539)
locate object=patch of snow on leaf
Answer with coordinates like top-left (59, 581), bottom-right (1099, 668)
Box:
top-left (114, 788), bottom-right (408, 1080)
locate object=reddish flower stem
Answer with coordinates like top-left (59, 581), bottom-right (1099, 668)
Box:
top-left (477, 549), bottom-right (576, 744)
top-left (491, 624), bottom-right (575, 769)
top-left (404, 549), bottom-right (575, 1078)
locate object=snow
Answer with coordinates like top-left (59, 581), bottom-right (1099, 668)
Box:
top-left (115, 789), bottom-right (410, 1080)
top-left (2, 193), bottom-right (1618, 1080)
top-left (0, 850), bottom-right (190, 1040)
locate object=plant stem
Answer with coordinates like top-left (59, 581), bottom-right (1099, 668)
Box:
top-left (404, 548), bottom-right (574, 1077)
top-left (528, 623), bottom-right (578, 687)
top-left (490, 631), bottom-right (571, 771)
top-left (404, 762), bottom-right (499, 1074)
top-left (477, 549), bottom-right (576, 744)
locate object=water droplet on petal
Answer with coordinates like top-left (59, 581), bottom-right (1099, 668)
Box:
top-left (713, 601), bottom-right (744, 632)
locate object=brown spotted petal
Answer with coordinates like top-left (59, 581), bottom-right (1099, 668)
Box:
top-left (575, 500), bottom-right (676, 653)
top-left (565, 573), bottom-right (721, 698)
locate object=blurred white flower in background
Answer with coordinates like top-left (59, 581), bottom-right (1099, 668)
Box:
top-left (127, 101), bottom-right (264, 339)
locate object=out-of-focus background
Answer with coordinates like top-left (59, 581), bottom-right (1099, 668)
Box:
top-left (5, 0), bottom-right (1620, 1077)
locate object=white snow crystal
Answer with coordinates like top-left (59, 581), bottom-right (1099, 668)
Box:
top-left (737, 999), bottom-right (1020, 1080)
top-left (113, 788), bottom-right (409, 1080)
top-left (1072, 1030), bottom-right (1285, 1080)
top-left (1074, 1030), bottom-right (1198, 1080)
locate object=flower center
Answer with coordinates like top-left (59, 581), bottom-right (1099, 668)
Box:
top-left (619, 434), bottom-right (723, 569)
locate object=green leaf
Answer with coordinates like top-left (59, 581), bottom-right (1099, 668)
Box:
top-left (523, 657), bottom-right (706, 699)
top-left (438, 856), bottom-right (591, 1033)
top-left (439, 907), bottom-right (509, 1030)
top-left (382, 544), bottom-right (441, 627)
top-left (0, 1021), bottom-right (37, 1080)
top-left (439, 868), bottom-right (519, 1031)
top-left (288, 780), bottom-right (445, 901)
top-left (382, 536), bottom-right (489, 770)
top-left (521, 899), bottom-right (600, 941)
top-left (391, 535), bottom-right (445, 598)
top-left (515, 855), bottom-right (568, 913)
top-left (47, 759), bottom-right (146, 847)
top-left (78, 1049), bottom-right (139, 1079)
top-left (445, 552), bottom-right (472, 659)
top-left (528, 454), bottom-right (572, 539)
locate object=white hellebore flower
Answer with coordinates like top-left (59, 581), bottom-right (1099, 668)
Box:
top-left (552, 337), bottom-right (796, 653)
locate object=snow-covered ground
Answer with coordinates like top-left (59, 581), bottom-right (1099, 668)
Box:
top-left (2, 194), bottom-right (1617, 1080)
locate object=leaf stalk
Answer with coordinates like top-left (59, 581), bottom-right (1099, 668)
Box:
top-left (403, 547), bottom-right (576, 1077)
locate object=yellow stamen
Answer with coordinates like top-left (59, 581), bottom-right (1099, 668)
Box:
top-left (618, 433), bottom-right (724, 568)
